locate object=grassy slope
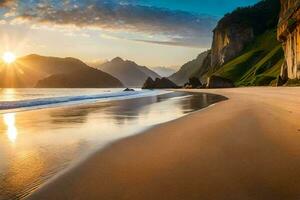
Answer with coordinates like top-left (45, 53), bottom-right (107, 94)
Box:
top-left (214, 29), bottom-right (284, 86)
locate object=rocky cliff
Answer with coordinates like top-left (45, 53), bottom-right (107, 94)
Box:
top-left (166, 0), bottom-right (283, 87)
top-left (278, 0), bottom-right (300, 81)
top-left (211, 25), bottom-right (254, 70)
top-left (211, 0), bottom-right (280, 71)
top-left (172, 0), bottom-right (283, 87)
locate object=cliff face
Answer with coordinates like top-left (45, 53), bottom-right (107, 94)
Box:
top-left (171, 0), bottom-right (282, 87)
top-left (211, 25), bottom-right (254, 70)
top-left (210, 0), bottom-right (280, 71)
top-left (278, 0), bottom-right (300, 80)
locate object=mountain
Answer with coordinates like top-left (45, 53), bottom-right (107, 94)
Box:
top-left (213, 29), bottom-right (283, 86)
top-left (210, 0), bottom-right (282, 86)
top-left (36, 67), bottom-right (122, 88)
top-left (210, 0), bottom-right (281, 71)
top-left (98, 57), bottom-right (161, 87)
top-left (0, 54), bottom-right (123, 88)
top-left (150, 67), bottom-right (177, 77)
top-left (86, 59), bottom-right (107, 68)
top-left (173, 0), bottom-right (283, 87)
top-left (169, 51), bottom-right (209, 85)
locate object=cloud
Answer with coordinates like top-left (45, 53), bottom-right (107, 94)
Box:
top-left (100, 33), bottom-right (121, 40)
top-left (0, 19), bottom-right (6, 24)
top-left (8, 0), bottom-right (217, 48)
top-left (0, 0), bottom-right (13, 7)
top-left (134, 37), bottom-right (212, 48)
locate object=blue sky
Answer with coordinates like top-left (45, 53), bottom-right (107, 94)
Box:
top-left (123, 0), bottom-right (259, 16)
top-left (0, 0), bottom-right (259, 67)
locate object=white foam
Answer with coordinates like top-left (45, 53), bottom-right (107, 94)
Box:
top-left (0, 90), bottom-right (167, 113)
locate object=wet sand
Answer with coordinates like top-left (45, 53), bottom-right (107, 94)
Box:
top-left (0, 91), bottom-right (224, 200)
top-left (28, 87), bottom-right (300, 200)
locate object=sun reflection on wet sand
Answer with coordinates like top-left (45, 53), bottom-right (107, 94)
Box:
top-left (0, 92), bottom-right (226, 199)
top-left (4, 113), bottom-right (18, 143)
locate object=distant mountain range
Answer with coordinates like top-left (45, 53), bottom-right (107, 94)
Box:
top-left (0, 54), bottom-right (123, 88)
top-left (169, 51), bottom-right (209, 86)
top-left (98, 57), bottom-right (161, 87)
top-left (150, 67), bottom-right (177, 77)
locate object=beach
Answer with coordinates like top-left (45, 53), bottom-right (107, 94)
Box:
top-left (27, 87), bottom-right (300, 200)
top-left (0, 90), bottom-right (224, 200)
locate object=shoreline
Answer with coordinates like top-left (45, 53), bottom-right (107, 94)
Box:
top-left (0, 89), bottom-right (165, 114)
top-left (27, 87), bottom-right (300, 200)
top-left (0, 90), bottom-right (222, 200)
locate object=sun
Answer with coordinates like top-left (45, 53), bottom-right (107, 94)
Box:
top-left (2, 52), bottom-right (16, 64)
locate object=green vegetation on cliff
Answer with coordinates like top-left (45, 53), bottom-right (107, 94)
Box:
top-left (215, 29), bottom-right (284, 86)
top-left (187, 0), bottom-right (283, 87)
top-left (217, 0), bottom-right (280, 35)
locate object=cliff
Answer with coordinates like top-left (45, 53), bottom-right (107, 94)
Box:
top-left (211, 25), bottom-right (254, 70)
top-left (170, 0), bottom-right (283, 87)
top-left (211, 0), bottom-right (280, 71)
top-left (215, 29), bottom-right (284, 86)
top-left (277, 0), bottom-right (300, 81)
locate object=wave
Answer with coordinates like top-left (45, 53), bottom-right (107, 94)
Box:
top-left (0, 90), bottom-right (161, 112)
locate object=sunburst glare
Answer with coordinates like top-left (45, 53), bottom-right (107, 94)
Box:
top-left (2, 52), bottom-right (16, 64)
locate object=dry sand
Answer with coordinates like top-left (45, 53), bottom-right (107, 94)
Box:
top-left (27, 87), bottom-right (300, 200)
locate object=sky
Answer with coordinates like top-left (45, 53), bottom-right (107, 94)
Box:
top-left (0, 0), bottom-right (259, 68)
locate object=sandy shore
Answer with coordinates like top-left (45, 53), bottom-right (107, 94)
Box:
top-left (27, 87), bottom-right (300, 200)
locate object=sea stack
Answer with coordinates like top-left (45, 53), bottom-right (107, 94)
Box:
top-left (142, 77), bottom-right (178, 89)
top-left (278, 0), bottom-right (300, 81)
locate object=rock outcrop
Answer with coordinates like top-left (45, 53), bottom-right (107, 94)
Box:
top-left (124, 88), bottom-right (135, 91)
top-left (211, 25), bottom-right (254, 70)
top-left (278, 0), bottom-right (300, 80)
top-left (206, 75), bottom-right (234, 88)
top-left (142, 77), bottom-right (178, 89)
top-left (184, 77), bottom-right (203, 89)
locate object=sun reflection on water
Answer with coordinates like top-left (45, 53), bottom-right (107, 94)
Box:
top-left (4, 113), bottom-right (18, 143)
